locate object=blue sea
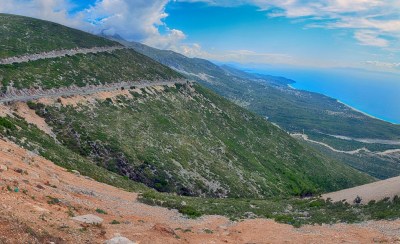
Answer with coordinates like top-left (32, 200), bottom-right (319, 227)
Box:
top-left (246, 67), bottom-right (400, 124)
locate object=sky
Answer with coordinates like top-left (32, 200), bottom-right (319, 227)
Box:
top-left (1, 0), bottom-right (400, 73)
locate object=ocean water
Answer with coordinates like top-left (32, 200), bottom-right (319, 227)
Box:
top-left (248, 67), bottom-right (400, 124)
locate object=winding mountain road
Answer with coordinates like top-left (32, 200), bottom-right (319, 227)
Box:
top-left (0, 80), bottom-right (187, 104)
top-left (0, 45), bottom-right (187, 103)
top-left (0, 46), bottom-right (125, 65)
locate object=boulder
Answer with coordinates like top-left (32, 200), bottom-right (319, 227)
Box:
top-left (104, 236), bottom-right (135, 244)
top-left (0, 165), bottom-right (8, 172)
top-left (72, 214), bottom-right (103, 224)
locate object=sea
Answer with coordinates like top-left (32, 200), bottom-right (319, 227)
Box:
top-left (246, 67), bottom-right (400, 125)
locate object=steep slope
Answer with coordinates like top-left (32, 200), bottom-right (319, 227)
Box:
top-left (121, 40), bottom-right (400, 179)
top-left (0, 15), bottom-right (373, 199)
top-left (21, 83), bottom-right (372, 198)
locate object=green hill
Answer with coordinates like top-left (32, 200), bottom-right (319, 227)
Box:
top-left (0, 14), bottom-right (373, 199)
top-left (0, 49), bottom-right (182, 91)
top-left (0, 13), bottom-right (118, 58)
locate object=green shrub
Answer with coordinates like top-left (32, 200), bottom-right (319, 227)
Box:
top-left (95, 208), bottom-right (107, 214)
top-left (178, 206), bottom-right (202, 218)
top-left (110, 220), bottom-right (120, 224)
top-left (0, 117), bottom-right (15, 130)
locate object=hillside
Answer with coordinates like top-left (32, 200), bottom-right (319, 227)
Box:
top-left (0, 14), bottom-right (374, 199)
top-left (1, 138), bottom-right (399, 243)
top-left (22, 83), bottom-right (374, 198)
top-left (0, 13), bottom-right (118, 58)
top-left (121, 40), bottom-right (400, 179)
top-left (124, 40), bottom-right (400, 141)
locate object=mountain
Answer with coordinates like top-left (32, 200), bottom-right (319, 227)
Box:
top-left (0, 14), bottom-right (373, 200)
top-left (3, 14), bottom-right (400, 243)
top-left (118, 39), bottom-right (400, 179)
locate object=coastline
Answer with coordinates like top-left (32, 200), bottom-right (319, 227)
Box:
top-left (287, 84), bottom-right (400, 126)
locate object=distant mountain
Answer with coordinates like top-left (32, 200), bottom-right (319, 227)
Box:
top-left (113, 38), bottom-right (400, 179)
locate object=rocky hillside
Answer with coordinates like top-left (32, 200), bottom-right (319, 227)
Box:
top-left (0, 14), bottom-right (373, 199)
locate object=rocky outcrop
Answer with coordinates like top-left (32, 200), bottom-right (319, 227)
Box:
top-left (71, 214), bottom-right (104, 224)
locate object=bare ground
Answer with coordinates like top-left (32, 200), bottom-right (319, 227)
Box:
top-left (323, 175), bottom-right (400, 204)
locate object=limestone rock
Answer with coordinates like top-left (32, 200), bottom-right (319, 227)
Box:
top-left (71, 214), bottom-right (103, 224)
top-left (104, 236), bottom-right (135, 244)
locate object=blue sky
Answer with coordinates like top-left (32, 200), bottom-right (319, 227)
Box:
top-left (1, 0), bottom-right (400, 73)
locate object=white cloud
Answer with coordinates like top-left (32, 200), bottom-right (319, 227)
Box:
top-left (365, 61), bottom-right (400, 69)
top-left (84, 0), bottom-right (169, 41)
top-left (0, 0), bottom-right (190, 54)
top-left (0, 0), bottom-right (87, 29)
top-left (178, 0), bottom-right (400, 48)
top-left (1, 0), bottom-right (399, 69)
top-left (354, 31), bottom-right (389, 47)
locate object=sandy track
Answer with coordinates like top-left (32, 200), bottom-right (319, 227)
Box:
top-left (0, 138), bottom-right (400, 243)
top-left (323, 176), bottom-right (400, 204)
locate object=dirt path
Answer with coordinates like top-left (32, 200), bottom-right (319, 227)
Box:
top-left (0, 46), bottom-right (124, 65)
top-left (291, 133), bottom-right (371, 155)
top-left (322, 176), bottom-right (400, 204)
top-left (292, 133), bottom-right (400, 156)
top-left (1, 139), bottom-right (400, 243)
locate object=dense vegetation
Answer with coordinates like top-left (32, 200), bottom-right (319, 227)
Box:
top-left (28, 83), bottom-right (372, 198)
top-left (0, 13), bottom-right (118, 58)
top-left (0, 49), bottom-right (182, 91)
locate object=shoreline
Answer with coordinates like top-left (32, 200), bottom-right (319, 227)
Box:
top-left (287, 84), bottom-right (400, 126)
